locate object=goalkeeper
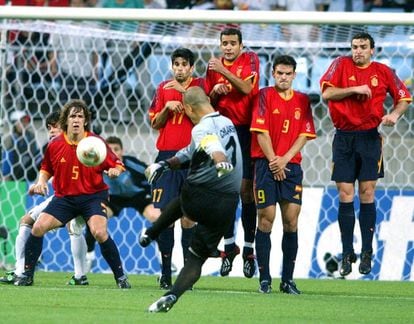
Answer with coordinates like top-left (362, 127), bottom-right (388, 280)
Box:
top-left (140, 86), bottom-right (242, 313)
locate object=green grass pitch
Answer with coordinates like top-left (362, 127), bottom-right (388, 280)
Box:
top-left (1, 272), bottom-right (413, 323)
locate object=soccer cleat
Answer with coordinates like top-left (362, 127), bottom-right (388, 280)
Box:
top-left (220, 245), bottom-right (240, 276)
top-left (243, 254), bottom-right (256, 278)
top-left (258, 280), bottom-right (272, 294)
top-left (67, 275), bottom-right (89, 286)
top-left (14, 275), bottom-right (34, 286)
top-left (116, 275), bottom-right (131, 289)
top-left (339, 252), bottom-right (357, 276)
top-left (158, 275), bottom-right (172, 290)
top-left (148, 294), bottom-right (177, 313)
top-left (0, 271), bottom-right (17, 284)
top-left (139, 228), bottom-right (153, 247)
top-left (279, 280), bottom-right (301, 295)
top-left (359, 250), bottom-right (373, 275)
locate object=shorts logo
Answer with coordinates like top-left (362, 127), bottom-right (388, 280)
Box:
top-left (371, 76), bottom-right (378, 87)
top-left (295, 185), bottom-right (302, 193)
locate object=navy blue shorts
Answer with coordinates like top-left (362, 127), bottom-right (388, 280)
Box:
top-left (108, 191), bottom-right (152, 216)
top-left (331, 128), bottom-right (384, 183)
top-left (42, 190), bottom-right (109, 224)
top-left (254, 159), bottom-right (303, 208)
top-left (236, 125), bottom-right (253, 180)
top-left (152, 150), bottom-right (187, 209)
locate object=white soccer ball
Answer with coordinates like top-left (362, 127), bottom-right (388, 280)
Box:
top-left (76, 136), bottom-right (107, 167)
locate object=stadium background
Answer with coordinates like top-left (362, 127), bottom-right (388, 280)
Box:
top-left (0, 8), bottom-right (413, 281)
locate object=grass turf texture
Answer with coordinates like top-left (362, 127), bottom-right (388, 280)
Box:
top-left (1, 272), bottom-right (413, 323)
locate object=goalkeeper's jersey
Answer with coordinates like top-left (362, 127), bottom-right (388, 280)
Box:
top-left (176, 112), bottom-right (242, 194)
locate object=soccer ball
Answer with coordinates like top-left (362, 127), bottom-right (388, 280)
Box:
top-left (76, 136), bottom-right (107, 167)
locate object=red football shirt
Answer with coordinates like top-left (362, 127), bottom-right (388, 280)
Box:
top-left (320, 56), bottom-right (412, 131)
top-left (250, 87), bottom-right (316, 164)
top-left (148, 77), bottom-right (205, 151)
top-left (205, 51), bottom-right (260, 126)
top-left (40, 132), bottom-right (124, 197)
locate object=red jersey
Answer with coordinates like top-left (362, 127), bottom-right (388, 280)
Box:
top-left (148, 77), bottom-right (205, 151)
top-left (320, 56), bottom-right (412, 131)
top-left (250, 87), bottom-right (316, 164)
top-left (40, 132), bottom-right (124, 197)
top-left (205, 51), bottom-right (260, 126)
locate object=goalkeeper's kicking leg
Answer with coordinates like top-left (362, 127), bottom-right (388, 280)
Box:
top-left (144, 181), bottom-right (239, 313)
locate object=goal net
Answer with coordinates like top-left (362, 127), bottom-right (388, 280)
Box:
top-left (0, 9), bottom-right (413, 281)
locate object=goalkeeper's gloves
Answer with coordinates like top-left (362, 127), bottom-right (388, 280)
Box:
top-left (145, 161), bottom-right (170, 184)
top-left (215, 161), bottom-right (233, 177)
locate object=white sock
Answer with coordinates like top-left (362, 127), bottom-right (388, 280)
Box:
top-left (15, 225), bottom-right (32, 276)
top-left (70, 233), bottom-right (87, 278)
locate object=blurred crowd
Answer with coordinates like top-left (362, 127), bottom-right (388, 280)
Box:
top-left (0, 0), bottom-right (412, 12)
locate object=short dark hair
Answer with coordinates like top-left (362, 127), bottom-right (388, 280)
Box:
top-left (171, 48), bottom-right (195, 66)
top-left (106, 136), bottom-right (123, 149)
top-left (60, 99), bottom-right (91, 132)
top-left (45, 110), bottom-right (61, 128)
top-left (272, 55), bottom-right (297, 72)
top-left (352, 32), bottom-right (375, 49)
top-left (220, 28), bottom-right (242, 44)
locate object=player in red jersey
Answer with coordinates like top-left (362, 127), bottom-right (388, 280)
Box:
top-left (205, 27), bottom-right (260, 278)
top-left (320, 32), bottom-right (412, 277)
top-left (14, 99), bottom-right (131, 288)
top-left (148, 48), bottom-right (205, 289)
top-left (251, 55), bottom-right (316, 294)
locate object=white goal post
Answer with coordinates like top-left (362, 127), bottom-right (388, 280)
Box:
top-left (0, 7), bottom-right (413, 281)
